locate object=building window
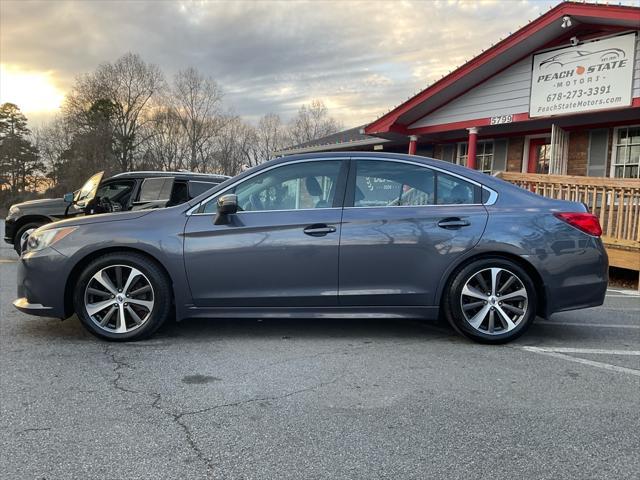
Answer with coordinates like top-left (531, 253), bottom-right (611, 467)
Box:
top-left (457, 141), bottom-right (494, 174)
top-left (611, 126), bottom-right (640, 179)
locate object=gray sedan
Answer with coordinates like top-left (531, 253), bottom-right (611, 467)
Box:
top-left (14, 152), bottom-right (608, 343)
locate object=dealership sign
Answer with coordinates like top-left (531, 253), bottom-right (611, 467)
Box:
top-left (530, 33), bottom-right (636, 118)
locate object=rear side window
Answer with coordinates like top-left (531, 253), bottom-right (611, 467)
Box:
top-left (354, 160), bottom-right (435, 207)
top-left (352, 160), bottom-right (479, 207)
top-left (435, 172), bottom-right (477, 205)
top-left (138, 177), bottom-right (174, 202)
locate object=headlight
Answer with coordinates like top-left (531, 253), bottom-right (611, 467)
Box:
top-left (8, 205), bottom-right (20, 216)
top-left (26, 226), bottom-right (77, 253)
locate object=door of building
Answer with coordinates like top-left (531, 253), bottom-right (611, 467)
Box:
top-left (527, 138), bottom-right (552, 174)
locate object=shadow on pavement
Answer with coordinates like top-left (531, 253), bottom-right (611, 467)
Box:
top-left (10, 313), bottom-right (466, 344)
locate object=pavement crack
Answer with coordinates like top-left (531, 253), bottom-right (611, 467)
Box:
top-left (18, 427), bottom-right (51, 434)
top-left (178, 375), bottom-right (341, 419)
top-left (102, 345), bottom-right (216, 477)
top-left (103, 345), bottom-right (141, 396)
top-left (101, 346), bottom-right (341, 479)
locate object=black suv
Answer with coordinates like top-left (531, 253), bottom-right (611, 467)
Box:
top-left (5, 170), bottom-right (229, 253)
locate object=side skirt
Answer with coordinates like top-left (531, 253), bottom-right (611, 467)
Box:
top-left (178, 306), bottom-right (440, 321)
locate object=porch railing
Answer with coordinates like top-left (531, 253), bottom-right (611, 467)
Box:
top-left (497, 172), bottom-right (640, 271)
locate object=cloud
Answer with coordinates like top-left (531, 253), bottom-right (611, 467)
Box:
top-left (1, 0), bottom-right (637, 128)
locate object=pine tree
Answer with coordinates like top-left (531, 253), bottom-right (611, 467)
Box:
top-left (0, 103), bottom-right (43, 194)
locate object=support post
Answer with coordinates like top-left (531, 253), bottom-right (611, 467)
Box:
top-left (408, 135), bottom-right (418, 155)
top-left (466, 127), bottom-right (478, 170)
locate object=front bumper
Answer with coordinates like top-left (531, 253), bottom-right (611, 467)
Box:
top-left (4, 217), bottom-right (16, 244)
top-left (15, 246), bottom-right (70, 319)
top-left (13, 298), bottom-right (54, 317)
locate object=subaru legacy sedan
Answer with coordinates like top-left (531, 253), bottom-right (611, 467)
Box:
top-left (14, 153), bottom-right (608, 344)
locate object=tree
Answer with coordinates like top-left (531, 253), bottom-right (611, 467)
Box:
top-left (0, 103), bottom-right (43, 195)
top-left (56, 93), bottom-right (117, 191)
top-left (215, 115), bottom-right (257, 176)
top-left (254, 113), bottom-right (287, 163)
top-left (64, 53), bottom-right (165, 172)
top-left (172, 67), bottom-right (224, 172)
top-left (33, 115), bottom-right (73, 189)
top-left (287, 99), bottom-right (342, 147)
top-left (142, 107), bottom-right (187, 171)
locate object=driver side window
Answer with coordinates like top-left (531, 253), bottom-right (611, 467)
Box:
top-left (202, 160), bottom-right (342, 213)
top-left (95, 181), bottom-right (135, 210)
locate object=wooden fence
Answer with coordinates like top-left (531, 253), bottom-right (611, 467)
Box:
top-left (498, 172), bottom-right (640, 273)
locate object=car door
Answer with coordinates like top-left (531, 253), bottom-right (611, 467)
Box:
top-left (183, 159), bottom-right (348, 307)
top-left (339, 158), bottom-right (488, 306)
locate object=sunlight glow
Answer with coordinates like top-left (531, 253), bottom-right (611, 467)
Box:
top-left (0, 64), bottom-right (65, 113)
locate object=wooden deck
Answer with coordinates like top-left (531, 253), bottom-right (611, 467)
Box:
top-left (497, 172), bottom-right (640, 274)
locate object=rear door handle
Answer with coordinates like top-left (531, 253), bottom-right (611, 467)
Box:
top-left (303, 224), bottom-right (337, 236)
top-left (437, 218), bottom-right (470, 229)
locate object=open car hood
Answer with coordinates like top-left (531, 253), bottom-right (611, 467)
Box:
top-left (75, 171), bottom-right (105, 205)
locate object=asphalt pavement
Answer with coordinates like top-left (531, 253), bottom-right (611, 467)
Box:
top-left (1, 220), bottom-right (639, 480)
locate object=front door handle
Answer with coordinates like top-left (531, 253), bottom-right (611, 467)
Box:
top-left (303, 224), bottom-right (337, 236)
top-left (437, 217), bottom-right (470, 229)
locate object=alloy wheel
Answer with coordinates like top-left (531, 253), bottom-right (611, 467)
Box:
top-left (460, 267), bottom-right (528, 335)
top-left (84, 265), bottom-right (155, 334)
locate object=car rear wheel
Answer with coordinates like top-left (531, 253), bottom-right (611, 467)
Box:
top-left (73, 253), bottom-right (172, 341)
top-left (14, 222), bottom-right (45, 254)
top-left (443, 258), bottom-right (537, 344)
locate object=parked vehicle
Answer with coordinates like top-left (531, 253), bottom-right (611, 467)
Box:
top-left (13, 153), bottom-right (608, 344)
top-left (4, 171), bottom-right (229, 253)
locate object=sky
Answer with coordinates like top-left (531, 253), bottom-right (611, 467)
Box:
top-left (1, 0), bottom-right (637, 128)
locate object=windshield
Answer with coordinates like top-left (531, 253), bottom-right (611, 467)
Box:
top-left (75, 171), bottom-right (105, 203)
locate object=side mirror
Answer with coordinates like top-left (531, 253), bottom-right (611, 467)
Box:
top-left (214, 194), bottom-right (238, 225)
top-left (63, 192), bottom-right (75, 203)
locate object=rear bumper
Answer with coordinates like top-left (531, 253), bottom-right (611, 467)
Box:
top-left (530, 238), bottom-right (608, 317)
top-left (15, 246), bottom-right (69, 319)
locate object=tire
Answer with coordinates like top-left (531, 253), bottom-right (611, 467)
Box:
top-left (14, 222), bottom-right (45, 254)
top-left (442, 257), bottom-right (537, 344)
top-left (73, 252), bottom-right (173, 341)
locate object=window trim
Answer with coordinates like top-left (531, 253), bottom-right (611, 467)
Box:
top-left (457, 139), bottom-right (495, 173)
top-left (344, 157), bottom-right (497, 208)
top-left (609, 125), bottom-right (640, 179)
top-left (188, 156), bottom-right (498, 215)
top-left (189, 157), bottom-right (348, 215)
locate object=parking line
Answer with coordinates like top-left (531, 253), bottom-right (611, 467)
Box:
top-left (606, 289), bottom-right (640, 297)
top-left (523, 347), bottom-right (640, 356)
top-left (521, 346), bottom-right (640, 377)
top-left (536, 321), bottom-right (640, 329)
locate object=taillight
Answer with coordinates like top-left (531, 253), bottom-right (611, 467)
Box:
top-left (554, 212), bottom-right (602, 237)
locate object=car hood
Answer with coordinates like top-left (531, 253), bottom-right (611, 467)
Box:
top-left (12, 197), bottom-right (68, 210)
top-left (39, 209), bottom-right (155, 230)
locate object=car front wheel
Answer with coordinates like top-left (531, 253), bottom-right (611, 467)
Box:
top-left (73, 252), bottom-right (172, 341)
top-left (443, 258), bottom-right (537, 344)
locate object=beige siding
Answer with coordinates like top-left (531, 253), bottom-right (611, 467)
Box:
top-left (411, 31), bottom-right (640, 129)
top-left (409, 57), bottom-right (532, 128)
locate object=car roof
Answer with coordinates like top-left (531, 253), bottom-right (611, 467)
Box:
top-left (108, 171), bottom-right (230, 181)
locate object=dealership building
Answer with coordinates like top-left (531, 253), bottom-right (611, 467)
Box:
top-left (279, 1), bottom-right (640, 275)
